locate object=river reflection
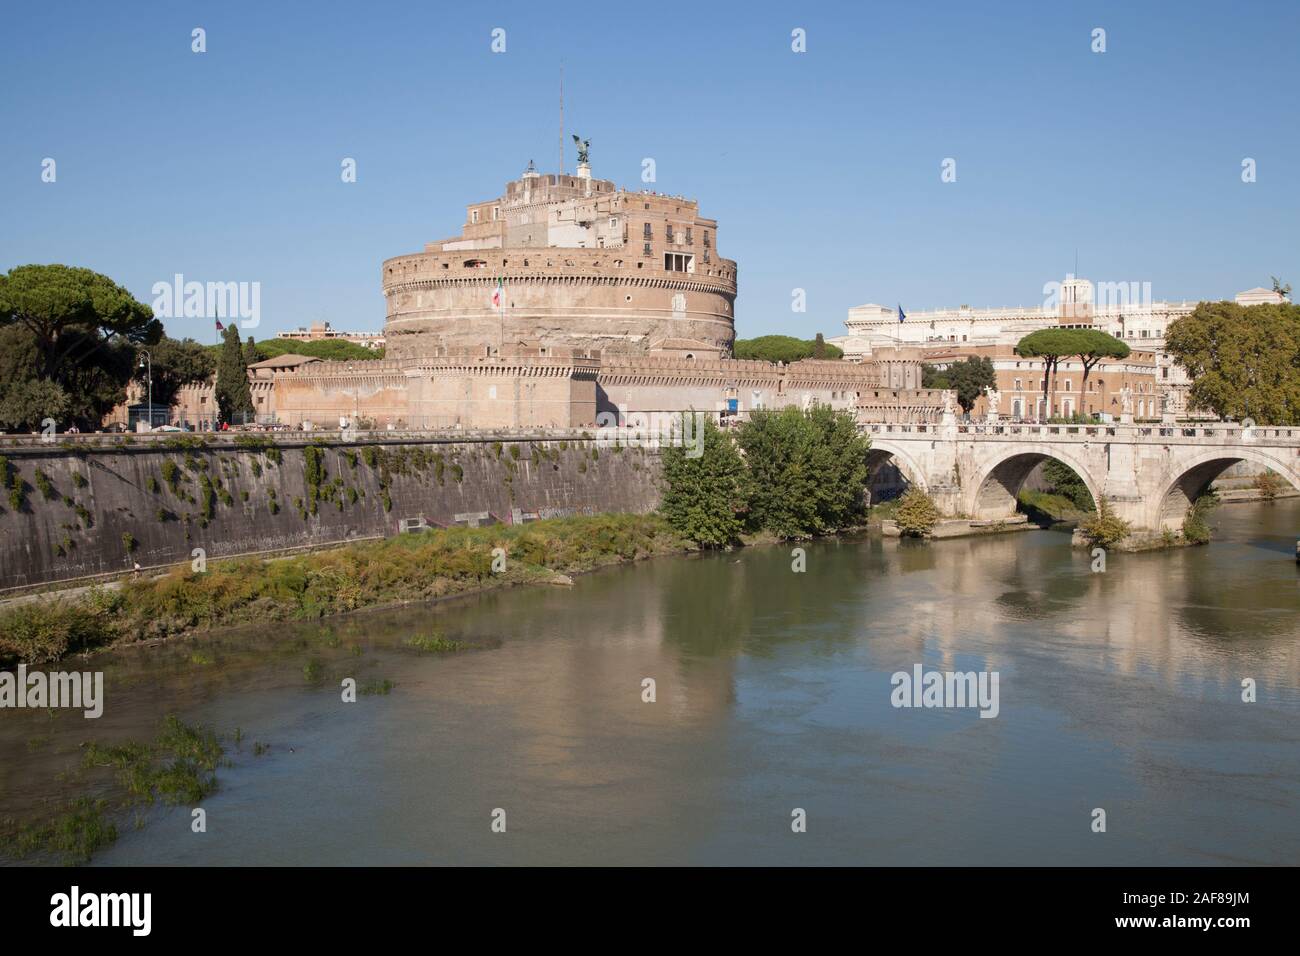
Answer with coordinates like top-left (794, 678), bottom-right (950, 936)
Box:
top-left (3, 500), bottom-right (1298, 865)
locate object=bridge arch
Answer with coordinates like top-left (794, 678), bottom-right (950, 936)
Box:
top-left (866, 440), bottom-right (930, 501)
top-left (1153, 447), bottom-right (1300, 529)
top-left (966, 444), bottom-right (1103, 521)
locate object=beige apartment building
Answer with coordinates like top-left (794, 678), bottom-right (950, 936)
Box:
top-left (920, 343), bottom-right (1163, 422)
top-left (831, 276), bottom-right (1285, 419)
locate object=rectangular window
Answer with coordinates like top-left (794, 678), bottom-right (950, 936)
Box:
top-left (665, 225), bottom-right (675, 243)
top-left (643, 242), bottom-right (652, 256)
top-left (686, 228), bottom-right (693, 245)
top-left (492, 206), bottom-right (500, 221)
top-left (643, 223), bottom-right (652, 239)
top-left (471, 209), bottom-right (480, 223)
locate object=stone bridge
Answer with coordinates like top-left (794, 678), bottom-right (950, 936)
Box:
top-left (862, 419), bottom-right (1300, 535)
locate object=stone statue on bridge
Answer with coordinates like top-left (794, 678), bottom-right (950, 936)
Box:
top-left (1120, 385), bottom-right (1134, 424)
top-left (985, 386), bottom-right (1001, 424)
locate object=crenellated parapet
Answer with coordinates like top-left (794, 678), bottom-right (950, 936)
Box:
top-left (381, 165), bottom-right (738, 358)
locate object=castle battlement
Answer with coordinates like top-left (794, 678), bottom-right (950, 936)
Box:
top-left (382, 161), bottom-right (737, 360)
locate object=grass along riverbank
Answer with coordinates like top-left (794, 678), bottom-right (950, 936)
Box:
top-left (0, 513), bottom-right (689, 665)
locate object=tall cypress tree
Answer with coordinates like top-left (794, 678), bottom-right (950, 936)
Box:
top-left (243, 334), bottom-right (259, 368)
top-left (215, 325), bottom-right (253, 424)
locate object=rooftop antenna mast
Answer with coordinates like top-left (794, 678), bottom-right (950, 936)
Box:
top-left (558, 61), bottom-right (564, 175)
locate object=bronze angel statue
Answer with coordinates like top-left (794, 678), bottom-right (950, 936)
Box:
top-left (572, 135), bottom-right (590, 165)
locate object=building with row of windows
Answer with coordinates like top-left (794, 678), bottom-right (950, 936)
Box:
top-left (830, 276), bottom-right (1285, 419)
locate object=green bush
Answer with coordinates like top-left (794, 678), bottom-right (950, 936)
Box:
top-left (893, 488), bottom-right (940, 538)
top-left (34, 469), bottom-right (56, 500)
top-left (0, 587), bottom-right (125, 664)
top-left (1079, 497), bottom-right (1131, 547)
top-left (1182, 490), bottom-right (1219, 545)
top-left (198, 474), bottom-right (215, 522)
top-left (161, 459), bottom-right (181, 493)
top-left (1255, 471), bottom-right (1283, 499)
top-left (736, 405), bottom-right (870, 538)
top-left (1040, 459), bottom-right (1095, 510)
top-left (659, 417), bottom-right (747, 548)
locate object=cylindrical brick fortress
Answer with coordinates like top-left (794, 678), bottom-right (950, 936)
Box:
top-left (381, 163), bottom-right (737, 359)
top-left (382, 248), bottom-right (737, 359)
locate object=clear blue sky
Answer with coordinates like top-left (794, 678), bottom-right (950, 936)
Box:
top-left (2, 0), bottom-right (1296, 342)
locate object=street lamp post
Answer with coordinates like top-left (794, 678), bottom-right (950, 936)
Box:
top-left (138, 350), bottom-right (152, 431)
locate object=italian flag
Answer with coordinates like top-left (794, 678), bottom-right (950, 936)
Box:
top-left (491, 277), bottom-right (503, 309)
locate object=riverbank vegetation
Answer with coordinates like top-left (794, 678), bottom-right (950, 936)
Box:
top-left (1078, 497), bottom-right (1132, 547)
top-left (893, 488), bottom-right (941, 537)
top-left (1017, 460), bottom-right (1097, 526)
top-left (1182, 489), bottom-right (1220, 544)
top-left (660, 407), bottom-right (870, 547)
top-left (0, 513), bottom-right (685, 665)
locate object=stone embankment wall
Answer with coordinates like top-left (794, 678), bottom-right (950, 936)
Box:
top-left (0, 434), bottom-right (662, 592)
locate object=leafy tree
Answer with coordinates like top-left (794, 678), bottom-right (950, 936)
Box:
top-left (737, 404), bottom-right (870, 538)
top-left (1015, 328), bottom-right (1121, 420)
top-left (893, 487), bottom-right (940, 537)
top-left (1040, 459), bottom-right (1094, 510)
top-left (944, 357), bottom-right (997, 413)
top-left (733, 334), bottom-right (842, 363)
top-left (1165, 300), bottom-right (1300, 424)
top-left (659, 417), bottom-right (747, 548)
top-left (921, 363), bottom-right (950, 389)
top-left (1071, 329), bottom-right (1129, 395)
top-left (812, 332), bottom-right (835, 359)
top-left (1272, 276), bottom-right (1292, 302)
top-left (214, 325), bottom-right (253, 424)
top-left (150, 337), bottom-right (215, 407)
top-left (211, 337), bottom-right (383, 363)
top-left (0, 264), bottom-right (160, 377)
top-left (0, 264), bottom-right (160, 429)
top-left (0, 376), bottom-right (71, 431)
top-left (243, 335), bottom-right (259, 368)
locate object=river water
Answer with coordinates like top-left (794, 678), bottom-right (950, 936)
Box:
top-left (3, 500), bottom-right (1299, 866)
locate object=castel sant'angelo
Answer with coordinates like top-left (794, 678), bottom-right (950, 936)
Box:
top-left (274, 146), bottom-right (936, 429)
